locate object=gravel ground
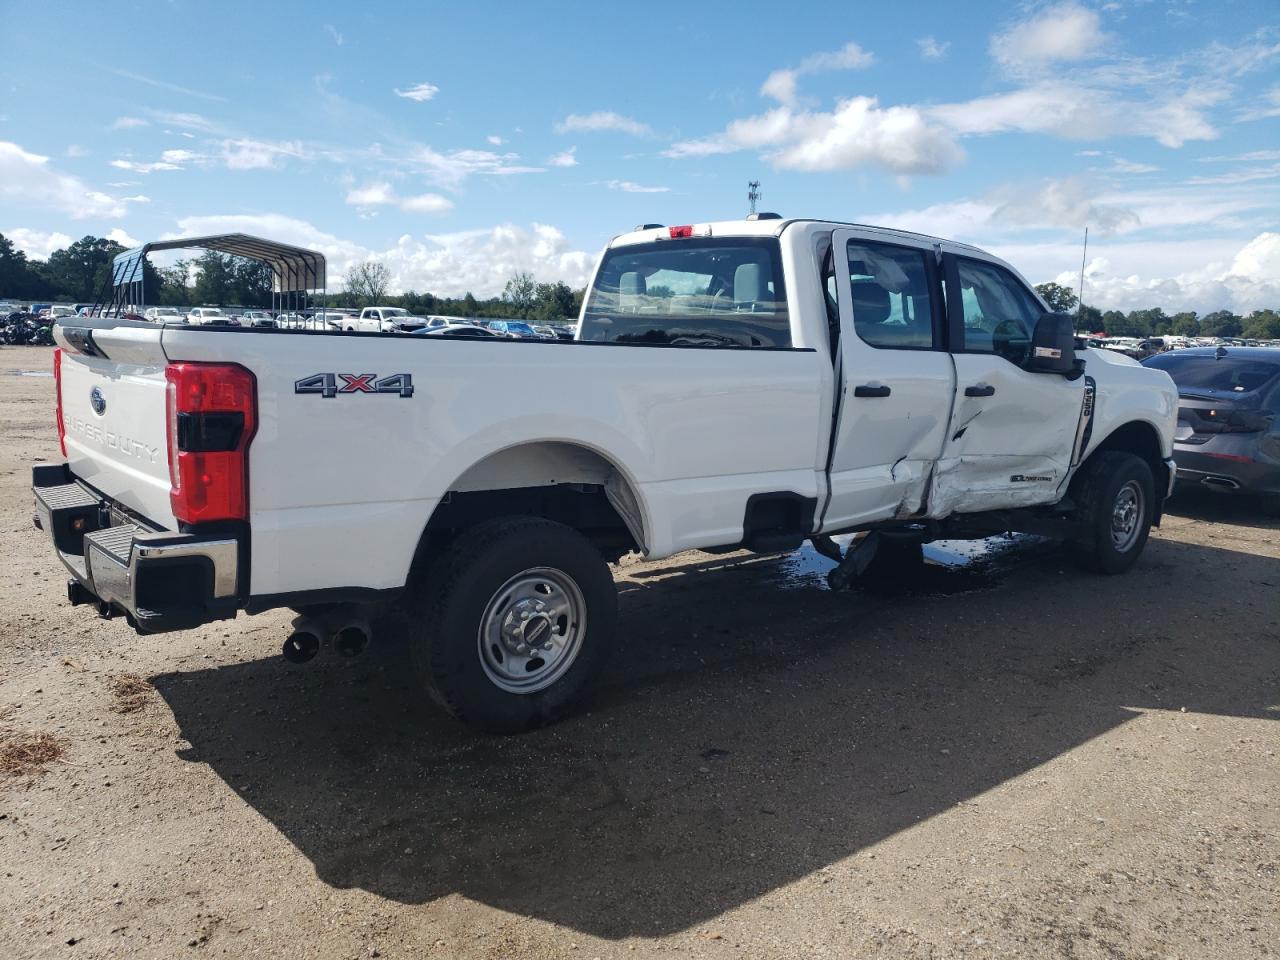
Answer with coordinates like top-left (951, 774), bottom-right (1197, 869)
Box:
top-left (0, 345), bottom-right (1277, 959)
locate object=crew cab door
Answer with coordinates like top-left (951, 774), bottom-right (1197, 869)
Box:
top-left (820, 230), bottom-right (955, 530)
top-left (930, 251), bottom-right (1084, 514)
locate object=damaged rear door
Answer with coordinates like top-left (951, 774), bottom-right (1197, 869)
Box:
top-left (820, 230), bottom-right (954, 531)
top-left (931, 250), bottom-right (1084, 514)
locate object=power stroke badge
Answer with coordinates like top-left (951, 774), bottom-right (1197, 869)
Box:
top-left (294, 373), bottom-right (414, 398)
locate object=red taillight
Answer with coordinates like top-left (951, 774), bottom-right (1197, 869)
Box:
top-left (669, 225), bottom-right (693, 238)
top-left (53, 347), bottom-right (66, 457)
top-left (165, 362), bottom-right (257, 524)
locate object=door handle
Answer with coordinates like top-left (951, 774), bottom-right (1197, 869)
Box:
top-left (854, 384), bottom-right (891, 398)
top-left (964, 384), bottom-right (996, 398)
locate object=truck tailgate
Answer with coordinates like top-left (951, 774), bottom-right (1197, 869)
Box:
top-left (57, 324), bottom-right (176, 528)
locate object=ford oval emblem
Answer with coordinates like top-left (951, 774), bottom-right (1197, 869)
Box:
top-left (89, 386), bottom-right (106, 416)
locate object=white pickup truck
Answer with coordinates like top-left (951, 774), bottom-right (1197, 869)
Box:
top-left (355, 306), bottom-right (428, 333)
top-left (33, 216), bottom-right (1177, 731)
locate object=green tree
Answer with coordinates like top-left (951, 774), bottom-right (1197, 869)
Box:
top-left (1099, 310), bottom-right (1125, 335)
top-left (1034, 281), bottom-right (1078, 313)
top-left (343, 260), bottom-right (391, 306)
top-left (1242, 309), bottom-right (1280, 340)
top-left (0, 233), bottom-right (51, 299)
top-left (462, 292), bottom-right (479, 317)
top-left (43, 236), bottom-right (125, 302)
top-left (193, 251), bottom-right (235, 306)
top-left (1170, 312), bottom-right (1199, 337)
top-left (1076, 304), bottom-right (1103, 331)
top-left (502, 270), bottom-right (537, 316)
top-left (1199, 310), bottom-right (1242, 338)
top-left (231, 258), bottom-right (273, 307)
top-left (528, 281), bottom-right (576, 323)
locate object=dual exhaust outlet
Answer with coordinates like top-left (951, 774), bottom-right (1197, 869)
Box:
top-left (283, 609), bottom-right (372, 664)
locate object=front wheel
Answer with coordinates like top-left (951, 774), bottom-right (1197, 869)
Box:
top-left (409, 517), bottom-right (617, 733)
top-left (1068, 451), bottom-right (1155, 574)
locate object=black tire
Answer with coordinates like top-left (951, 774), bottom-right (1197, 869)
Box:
top-left (862, 536), bottom-right (925, 582)
top-left (1068, 451), bottom-right (1155, 574)
top-left (408, 517), bottom-right (617, 734)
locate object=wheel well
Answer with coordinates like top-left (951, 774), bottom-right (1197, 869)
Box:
top-left (410, 443), bottom-right (644, 575)
top-left (1086, 420), bottom-right (1168, 502)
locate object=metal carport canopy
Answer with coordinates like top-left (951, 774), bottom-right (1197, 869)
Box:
top-left (113, 233), bottom-right (327, 294)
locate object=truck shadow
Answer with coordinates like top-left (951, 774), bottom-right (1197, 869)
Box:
top-left (151, 535), bottom-right (1279, 940)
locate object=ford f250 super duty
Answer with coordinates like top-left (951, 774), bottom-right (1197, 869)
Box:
top-left (33, 217), bottom-right (1178, 732)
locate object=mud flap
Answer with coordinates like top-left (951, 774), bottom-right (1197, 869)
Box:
top-left (826, 531), bottom-right (881, 591)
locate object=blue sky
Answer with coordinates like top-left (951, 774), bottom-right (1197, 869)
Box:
top-left (1, 0), bottom-right (1277, 311)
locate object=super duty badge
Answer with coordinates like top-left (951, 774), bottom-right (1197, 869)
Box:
top-left (294, 373), bottom-right (415, 398)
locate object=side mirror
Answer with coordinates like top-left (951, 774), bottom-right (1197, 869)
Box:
top-left (1026, 312), bottom-right (1077, 375)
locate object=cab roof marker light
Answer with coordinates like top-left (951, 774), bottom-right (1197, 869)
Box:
top-left (667, 224), bottom-right (714, 239)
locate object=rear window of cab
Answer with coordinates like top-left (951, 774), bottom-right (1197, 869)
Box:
top-left (580, 238), bottom-right (790, 348)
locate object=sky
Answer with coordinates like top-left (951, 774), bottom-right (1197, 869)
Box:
top-left (0, 0), bottom-right (1277, 313)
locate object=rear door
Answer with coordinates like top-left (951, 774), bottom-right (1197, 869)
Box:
top-left (821, 230), bottom-right (955, 530)
top-left (931, 251), bottom-right (1084, 513)
top-left (56, 322), bottom-right (177, 527)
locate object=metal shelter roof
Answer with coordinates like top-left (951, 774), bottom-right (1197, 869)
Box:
top-left (111, 233), bottom-right (327, 294)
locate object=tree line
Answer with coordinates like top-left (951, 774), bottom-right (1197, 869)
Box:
top-left (1033, 282), bottom-right (1280, 341)
top-left (0, 234), bottom-right (584, 322)
top-left (4, 234), bottom-right (1274, 334)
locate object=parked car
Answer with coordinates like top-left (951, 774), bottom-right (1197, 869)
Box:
top-left (413, 323), bottom-right (500, 338)
top-left (187, 307), bottom-right (237, 326)
top-left (531, 325), bottom-right (561, 339)
top-left (357, 306), bottom-right (427, 333)
top-left (1143, 347), bottom-right (1280, 513)
top-left (486, 320), bottom-right (541, 338)
top-left (143, 307), bottom-right (186, 323)
top-left (241, 311), bottom-right (276, 328)
top-left (34, 216), bottom-right (1177, 732)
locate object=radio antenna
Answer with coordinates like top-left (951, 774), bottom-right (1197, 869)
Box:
top-left (748, 180), bottom-right (761, 216)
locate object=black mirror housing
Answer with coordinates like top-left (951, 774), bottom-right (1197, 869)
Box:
top-left (1027, 312), bottom-right (1076, 374)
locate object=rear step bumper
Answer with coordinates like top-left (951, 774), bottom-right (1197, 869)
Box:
top-left (32, 464), bottom-right (240, 633)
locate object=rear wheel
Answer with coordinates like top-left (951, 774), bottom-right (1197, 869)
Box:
top-left (1068, 452), bottom-right (1155, 574)
top-left (408, 517), bottom-right (617, 733)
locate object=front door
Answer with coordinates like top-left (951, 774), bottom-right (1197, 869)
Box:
top-left (931, 251), bottom-right (1085, 515)
top-left (821, 230), bottom-right (956, 530)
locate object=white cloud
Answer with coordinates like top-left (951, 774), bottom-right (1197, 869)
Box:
top-left (989, 176), bottom-right (1139, 234)
top-left (65, 144), bottom-right (87, 158)
top-left (929, 82), bottom-right (1223, 148)
top-left (110, 157), bottom-right (182, 174)
top-left (323, 23), bottom-right (343, 46)
top-left (1236, 85), bottom-right (1280, 122)
top-left (917, 36), bottom-right (950, 61)
top-left (1043, 233), bottom-right (1280, 314)
top-left (394, 82), bottom-right (439, 102)
top-left (404, 146), bottom-right (543, 185)
top-left (109, 68), bottom-right (227, 103)
top-left (111, 116), bottom-right (149, 130)
top-left (1184, 163), bottom-right (1280, 185)
top-left (990, 2), bottom-right (1108, 70)
top-left (761, 42), bottom-right (875, 105)
top-left (161, 148), bottom-right (199, 164)
top-left (606, 180), bottom-right (670, 194)
top-left (344, 181), bottom-right (453, 214)
top-left (148, 111), bottom-right (223, 134)
top-left (0, 141), bottom-right (126, 218)
top-left (548, 146), bottom-right (578, 167)
top-left (667, 97), bottom-right (963, 175)
top-left (1107, 158), bottom-right (1159, 174)
top-left (170, 214), bottom-right (592, 298)
top-left (106, 228), bottom-right (139, 248)
top-left (486, 135), bottom-right (504, 146)
top-left (220, 138), bottom-right (305, 170)
top-left (6, 227), bottom-right (74, 260)
top-left (556, 112), bottom-right (651, 136)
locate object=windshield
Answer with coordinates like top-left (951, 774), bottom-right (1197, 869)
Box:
top-left (507, 322), bottom-right (535, 334)
top-left (379, 308), bottom-right (408, 317)
top-left (581, 238), bottom-right (790, 347)
top-left (1144, 353), bottom-right (1280, 394)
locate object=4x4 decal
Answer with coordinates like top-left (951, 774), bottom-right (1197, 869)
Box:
top-left (294, 373), bottom-right (414, 398)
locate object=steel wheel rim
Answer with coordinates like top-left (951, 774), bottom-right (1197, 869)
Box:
top-left (477, 567), bottom-right (586, 694)
top-left (1110, 480), bottom-right (1144, 552)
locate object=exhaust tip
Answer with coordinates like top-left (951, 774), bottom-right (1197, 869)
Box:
top-left (282, 630), bottom-right (321, 664)
top-left (333, 624), bottom-right (370, 659)
top-left (1201, 475), bottom-right (1240, 490)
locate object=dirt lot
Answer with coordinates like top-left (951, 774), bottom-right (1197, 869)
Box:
top-left (0, 345), bottom-right (1277, 959)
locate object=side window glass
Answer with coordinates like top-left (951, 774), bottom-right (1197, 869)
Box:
top-left (955, 258), bottom-right (1041, 365)
top-left (845, 241), bottom-right (936, 349)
